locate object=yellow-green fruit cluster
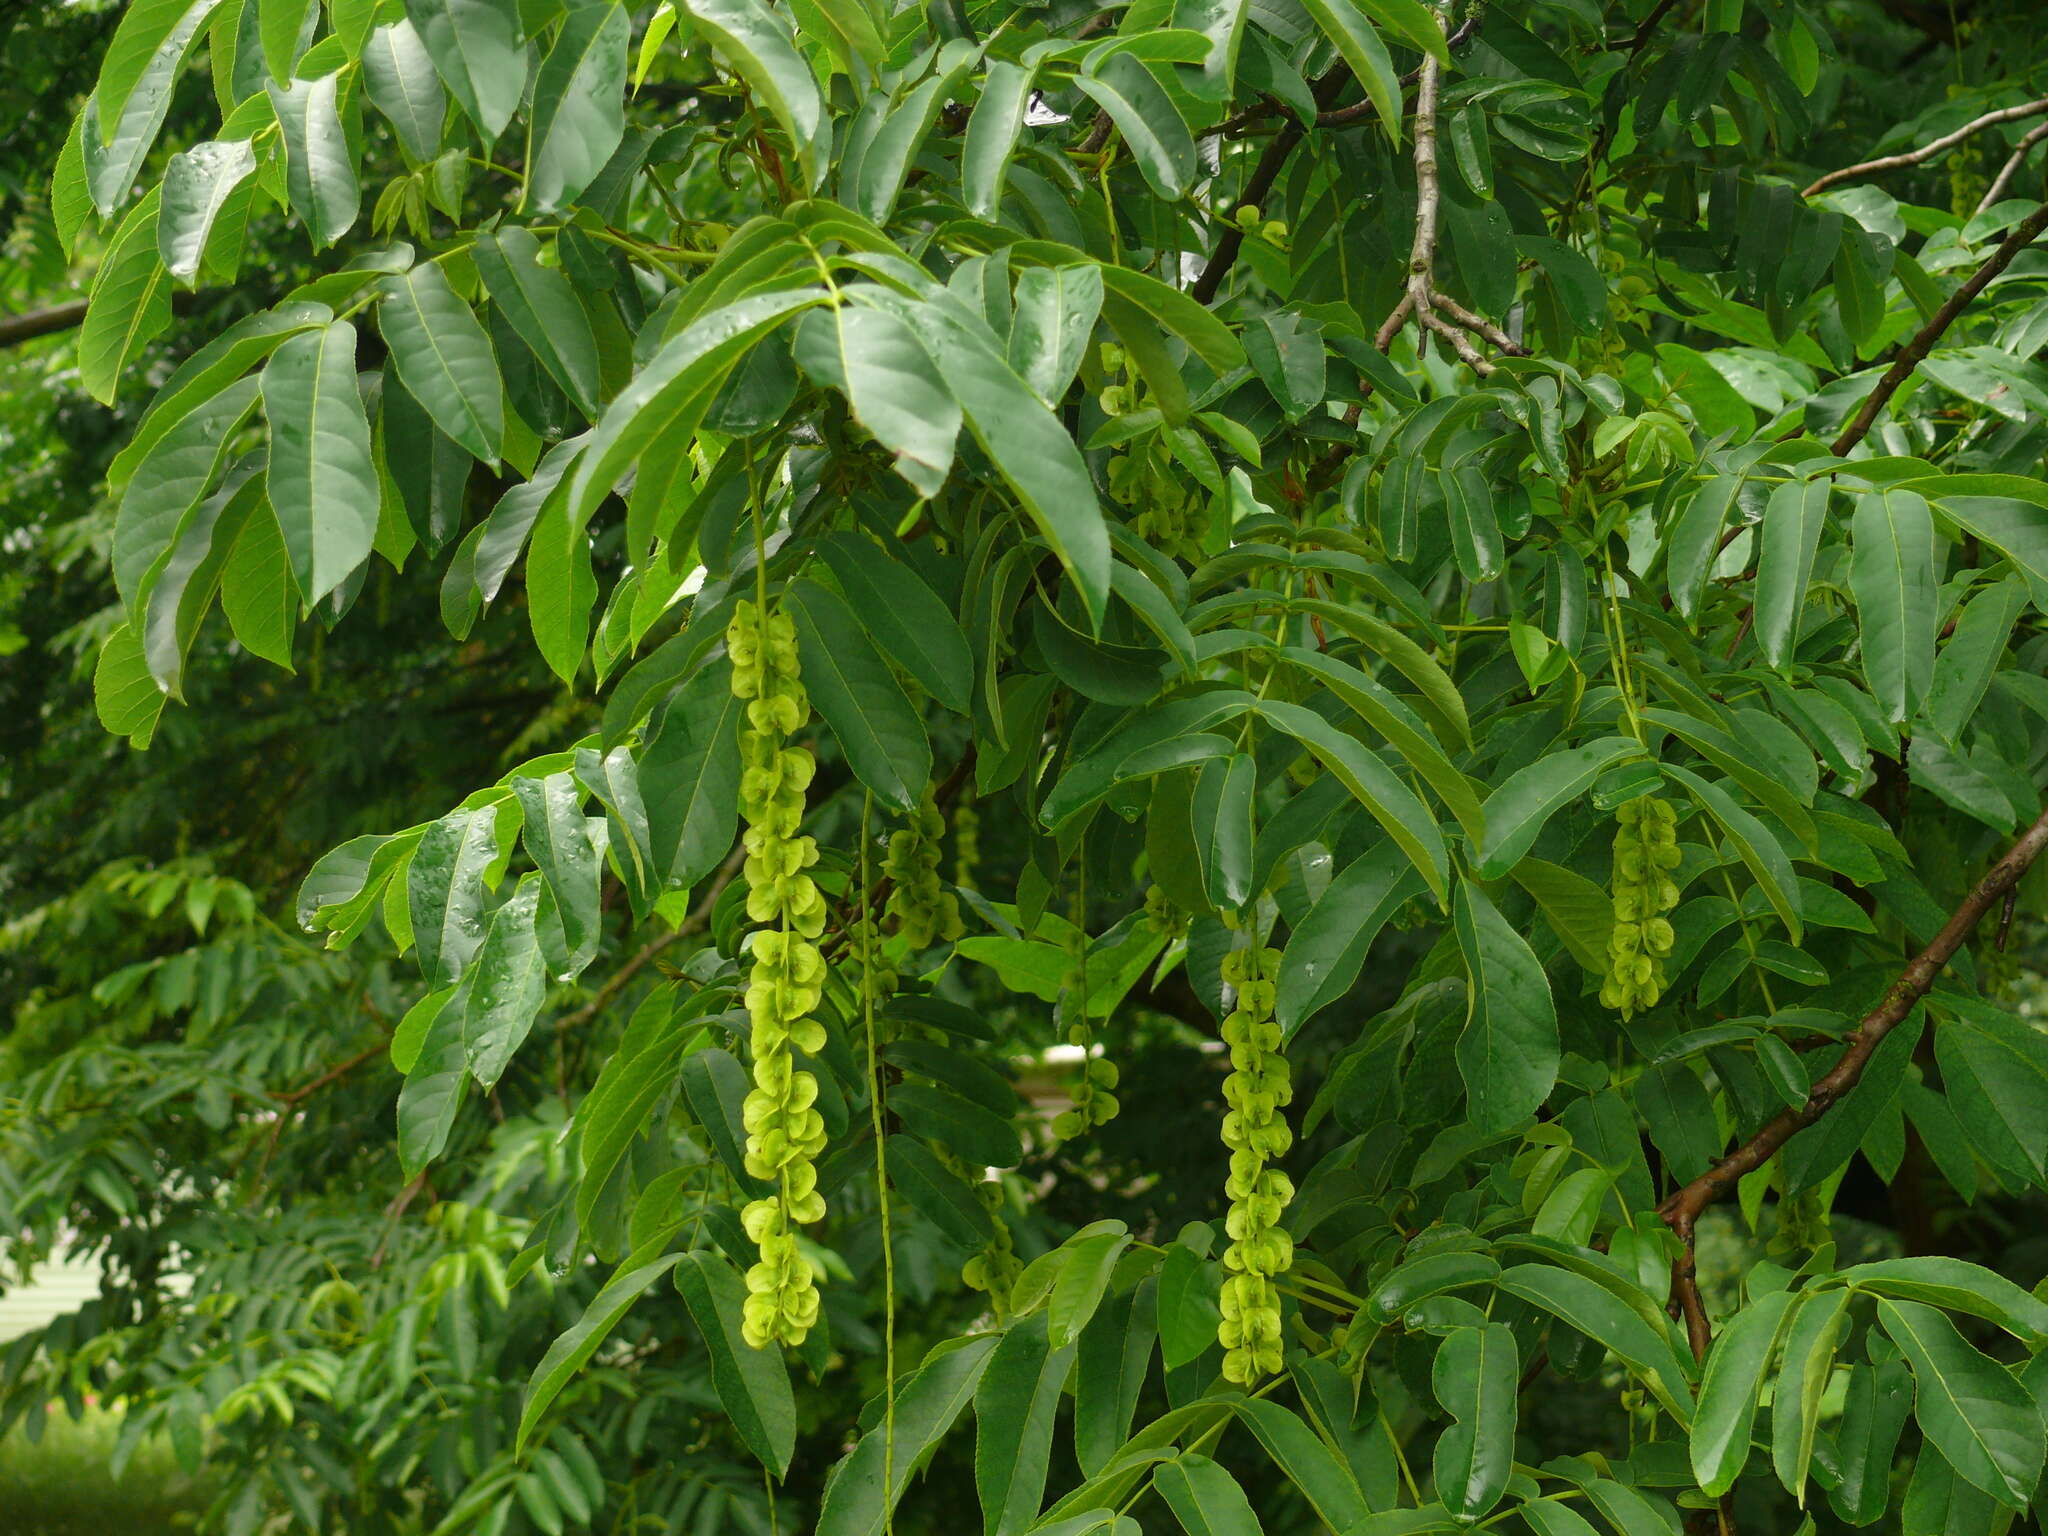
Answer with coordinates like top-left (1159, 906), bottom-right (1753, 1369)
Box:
top-left (938, 1145), bottom-right (1019, 1310)
top-left (885, 788), bottom-right (964, 949)
top-left (1218, 942), bottom-right (1294, 1384)
top-left (728, 598), bottom-right (829, 1348)
top-left (1600, 795), bottom-right (1680, 1018)
top-left (1050, 1051), bottom-right (1119, 1140)
top-left (1142, 884), bottom-right (1187, 943)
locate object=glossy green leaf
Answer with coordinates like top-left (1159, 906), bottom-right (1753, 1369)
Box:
top-left (1156, 1455), bottom-right (1262, 1536)
top-left (397, 972), bottom-right (470, 1175)
top-left (404, 0), bottom-right (526, 140)
top-left (1075, 55), bottom-right (1196, 200)
top-left (79, 187), bottom-right (173, 404)
top-left (638, 657), bottom-right (743, 893)
top-left (516, 1246), bottom-right (682, 1452)
top-left (794, 299), bottom-right (960, 500)
top-left (1009, 263), bottom-right (1102, 407)
top-left (963, 58), bottom-right (1037, 220)
top-left (379, 264), bottom-right (503, 465)
top-left (815, 1336), bottom-right (999, 1536)
top-left (473, 226), bottom-right (603, 420)
top-left (1495, 1263), bottom-right (1692, 1423)
top-left (1754, 476), bottom-right (1830, 670)
top-left (676, 0), bottom-right (824, 188)
top-left (1877, 1297), bottom-right (2045, 1509)
top-left (783, 577), bottom-right (931, 814)
top-left (361, 19), bottom-right (447, 161)
top-left (1454, 883), bottom-right (1559, 1134)
top-left (525, 2), bottom-right (630, 213)
top-left (1475, 736), bottom-right (1641, 879)
top-left (674, 1251), bottom-right (797, 1476)
top-left (1850, 489), bottom-right (1937, 725)
top-left (270, 73), bottom-right (359, 249)
top-left (1432, 1323), bottom-right (1518, 1521)
top-left (1296, 0), bottom-right (1398, 137)
top-left (1690, 1284), bottom-right (1795, 1494)
top-left (1232, 1398), bottom-right (1369, 1533)
top-left (408, 804), bottom-right (502, 989)
top-left (461, 875), bottom-right (548, 1088)
top-left (1663, 763), bottom-right (1803, 942)
top-left (1275, 843), bottom-right (1426, 1037)
top-left (975, 1316), bottom-right (1073, 1536)
top-left (1770, 1287), bottom-right (1849, 1499)
top-left (159, 138), bottom-right (255, 284)
top-left (263, 320), bottom-right (380, 603)
top-left (815, 533), bottom-right (973, 712)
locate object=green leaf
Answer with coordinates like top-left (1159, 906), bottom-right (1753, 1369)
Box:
top-left (270, 73), bottom-right (359, 249)
top-left (1156, 1243), bottom-right (1222, 1370)
top-left (815, 1336), bottom-right (1000, 1536)
top-left (397, 972), bottom-right (470, 1175)
top-left (142, 465), bottom-right (262, 696)
top-left (1156, 1455), bottom-right (1263, 1536)
top-left (1009, 263), bottom-right (1102, 407)
top-left (1754, 476), bottom-right (1829, 671)
top-left (221, 501), bottom-right (297, 669)
top-left (1431, 1323), bottom-right (1518, 1521)
top-left (263, 319), bottom-right (380, 603)
top-left (90, 0), bottom-right (222, 214)
top-left (674, 1251), bottom-right (797, 1476)
top-left (361, 19), bottom-right (447, 162)
top-left (1232, 1398), bottom-right (1369, 1533)
top-left (576, 745), bottom-right (658, 918)
top-left (1254, 699), bottom-right (1449, 902)
top-left (574, 991), bottom-right (687, 1230)
top-left (975, 1316), bottom-right (1074, 1536)
top-left (473, 226), bottom-right (603, 420)
top-left (379, 264), bottom-right (503, 465)
top-left (1841, 1257), bottom-right (2048, 1345)
top-left (525, 2), bottom-right (630, 213)
top-left (963, 58), bottom-right (1038, 220)
top-left (566, 288), bottom-right (825, 529)
top-left (113, 374), bottom-right (259, 617)
top-left (1935, 999), bottom-right (2048, 1183)
top-left (814, 534), bottom-right (972, 713)
top-left (1662, 764), bottom-right (1803, 942)
top-left (1826, 1361), bottom-right (1913, 1526)
top-left (1292, 598), bottom-right (1468, 747)
top-left (1075, 1279), bottom-right (1156, 1475)
top-left (159, 138), bottom-right (256, 284)
top-left (892, 1083), bottom-right (1021, 1169)
top-left (1665, 473), bottom-right (1741, 623)
top-left (793, 300), bottom-right (960, 500)
top-left (852, 64), bottom-right (967, 225)
top-left (1770, 1288), bottom-right (1849, 1500)
top-left (1925, 572), bottom-right (2026, 742)
top-left (408, 804), bottom-right (502, 989)
top-left (899, 293), bottom-right (1112, 631)
top-left (1454, 883), bottom-right (1559, 1134)
top-left (93, 622), bottom-right (167, 748)
top-left (1295, 0), bottom-right (1398, 137)
top-left (888, 1133), bottom-right (994, 1247)
top-left (404, 0), bottom-right (526, 140)
top-left (1877, 1297), bottom-right (2045, 1509)
top-left (1048, 1228), bottom-right (1132, 1349)
top-left (79, 187), bottom-right (173, 405)
top-left (638, 658), bottom-right (743, 893)
top-left (1511, 858), bottom-right (1614, 976)
top-left (517, 1247), bottom-right (682, 1452)
top-left (460, 875), bottom-right (548, 1088)
top-left (676, 0), bottom-right (824, 189)
top-left (679, 1047), bottom-right (772, 1197)
top-left (1275, 843), bottom-right (1426, 1038)
top-left (1495, 1263), bottom-right (1693, 1423)
top-left (1690, 1286), bottom-right (1795, 1495)
top-left (1074, 55), bottom-right (1197, 200)
top-left (1850, 489), bottom-right (1937, 724)
top-left (783, 577), bottom-right (931, 814)
top-left (1475, 736), bottom-right (1641, 879)
top-left (512, 771), bottom-right (603, 977)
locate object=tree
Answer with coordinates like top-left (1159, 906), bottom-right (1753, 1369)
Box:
top-left (11, 0), bottom-right (2048, 1532)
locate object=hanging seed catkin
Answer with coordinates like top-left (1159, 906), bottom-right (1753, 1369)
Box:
top-left (884, 787), bottom-right (964, 949)
top-left (727, 597), bottom-right (829, 1349)
top-left (1600, 795), bottom-right (1680, 1018)
top-left (1217, 940), bottom-right (1294, 1384)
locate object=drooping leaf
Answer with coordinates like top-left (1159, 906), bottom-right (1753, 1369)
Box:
top-left (674, 1251), bottom-right (797, 1476)
top-left (263, 320), bottom-right (380, 603)
top-left (1454, 884), bottom-right (1559, 1133)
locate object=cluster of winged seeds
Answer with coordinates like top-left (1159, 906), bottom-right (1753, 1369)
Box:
top-left (1601, 795), bottom-right (1682, 1019)
top-left (727, 598), bottom-right (829, 1349)
top-left (1217, 941), bottom-right (1295, 1383)
top-left (884, 787), bottom-right (964, 948)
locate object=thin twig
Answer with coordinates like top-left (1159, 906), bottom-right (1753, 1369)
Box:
top-left (1831, 201), bottom-right (2048, 453)
top-left (1805, 96), bottom-right (2048, 197)
top-left (1976, 119), bottom-right (2048, 214)
top-left (1659, 801), bottom-right (2048, 1360)
top-left (1316, 12), bottom-right (1484, 127)
top-left (1191, 124), bottom-right (1306, 304)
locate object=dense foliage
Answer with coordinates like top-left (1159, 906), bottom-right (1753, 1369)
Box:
top-left (12, 0), bottom-right (2048, 1533)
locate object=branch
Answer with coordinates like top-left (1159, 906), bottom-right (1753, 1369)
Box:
top-left (1191, 123), bottom-right (1306, 304)
top-left (1314, 12), bottom-right (1484, 128)
top-left (1831, 200), bottom-right (2048, 454)
top-left (1659, 801), bottom-right (2048, 1358)
top-left (1976, 118), bottom-right (2048, 214)
top-left (553, 844), bottom-right (746, 1032)
top-left (0, 299), bottom-right (87, 349)
top-left (1804, 96), bottom-right (2048, 197)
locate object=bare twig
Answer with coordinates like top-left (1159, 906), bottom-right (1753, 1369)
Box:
top-left (1976, 119), bottom-right (2048, 214)
top-left (1659, 802), bottom-right (2048, 1359)
top-left (1805, 96), bottom-right (2048, 197)
top-left (1831, 201), bottom-right (2048, 453)
top-left (277, 1039), bottom-right (389, 1103)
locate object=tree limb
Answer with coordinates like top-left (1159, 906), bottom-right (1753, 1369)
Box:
top-left (1975, 119), bottom-right (2048, 214)
top-left (1830, 201), bottom-right (2048, 454)
top-left (1659, 800), bottom-right (2048, 1360)
top-left (0, 299), bottom-right (87, 350)
top-left (1804, 96), bottom-right (2048, 197)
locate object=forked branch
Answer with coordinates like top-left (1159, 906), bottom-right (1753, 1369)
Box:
top-left (1659, 801), bottom-right (2048, 1361)
top-left (1805, 96), bottom-right (2048, 196)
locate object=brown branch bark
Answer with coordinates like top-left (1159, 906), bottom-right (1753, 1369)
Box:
top-left (1830, 201), bottom-right (2048, 453)
top-left (1659, 801), bottom-right (2048, 1360)
top-left (1805, 97), bottom-right (2048, 197)
top-left (0, 299), bottom-right (88, 349)
top-left (1192, 123), bottom-right (1307, 304)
